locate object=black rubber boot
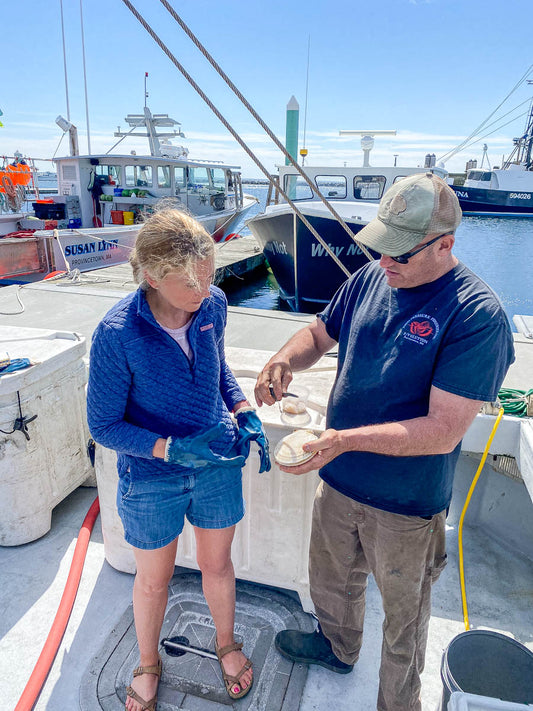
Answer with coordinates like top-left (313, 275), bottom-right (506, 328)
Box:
top-left (274, 626), bottom-right (354, 674)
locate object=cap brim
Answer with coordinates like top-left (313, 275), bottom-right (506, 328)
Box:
top-left (356, 217), bottom-right (426, 257)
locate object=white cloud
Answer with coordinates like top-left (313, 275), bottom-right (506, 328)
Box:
top-left (1, 116), bottom-right (516, 177)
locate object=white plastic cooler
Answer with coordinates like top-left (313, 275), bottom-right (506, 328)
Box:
top-left (0, 326), bottom-right (92, 545)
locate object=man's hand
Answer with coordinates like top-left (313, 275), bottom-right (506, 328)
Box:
top-left (254, 360), bottom-right (294, 407)
top-left (278, 428), bottom-right (346, 475)
top-left (255, 319), bottom-right (337, 407)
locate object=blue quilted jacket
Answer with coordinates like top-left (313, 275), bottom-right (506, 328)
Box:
top-left (87, 285), bottom-right (245, 481)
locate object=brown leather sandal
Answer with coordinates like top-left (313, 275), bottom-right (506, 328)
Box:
top-left (215, 640), bottom-right (253, 700)
top-left (125, 655), bottom-right (162, 711)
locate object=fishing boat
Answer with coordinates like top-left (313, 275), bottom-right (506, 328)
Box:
top-left (247, 140), bottom-right (447, 311)
top-left (451, 102), bottom-right (533, 216)
top-left (0, 105), bottom-right (257, 285)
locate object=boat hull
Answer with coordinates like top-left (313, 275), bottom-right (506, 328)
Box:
top-left (0, 198), bottom-right (255, 285)
top-left (452, 185), bottom-right (533, 216)
top-left (247, 207), bottom-right (378, 312)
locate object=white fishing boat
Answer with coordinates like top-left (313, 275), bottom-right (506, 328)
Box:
top-left (247, 135), bottom-right (447, 311)
top-left (452, 102), bottom-right (533, 216)
top-left (0, 106), bottom-right (257, 285)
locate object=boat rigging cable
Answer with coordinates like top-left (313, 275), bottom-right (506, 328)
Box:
top-left (440, 99), bottom-right (531, 163)
top-left (120, 0), bottom-right (373, 278)
top-left (157, 0), bottom-right (373, 264)
top-left (438, 64), bottom-right (533, 164)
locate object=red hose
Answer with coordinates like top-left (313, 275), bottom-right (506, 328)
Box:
top-left (15, 496), bottom-right (100, 711)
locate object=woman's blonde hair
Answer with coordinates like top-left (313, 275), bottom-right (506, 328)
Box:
top-left (129, 208), bottom-right (214, 290)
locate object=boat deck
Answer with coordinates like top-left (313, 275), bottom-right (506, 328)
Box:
top-left (3, 456), bottom-right (532, 710)
top-left (1, 258), bottom-right (533, 710)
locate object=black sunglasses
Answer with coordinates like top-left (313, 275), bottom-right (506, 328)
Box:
top-left (387, 233), bottom-right (450, 265)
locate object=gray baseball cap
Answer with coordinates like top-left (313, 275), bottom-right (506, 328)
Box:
top-left (356, 172), bottom-right (462, 257)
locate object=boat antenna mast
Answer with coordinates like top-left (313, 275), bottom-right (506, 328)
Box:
top-left (339, 130), bottom-right (397, 167)
top-left (112, 74), bottom-right (185, 157)
top-left (480, 143), bottom-right (491, 169)
top-left (299, 36), bottom-right (310, 167)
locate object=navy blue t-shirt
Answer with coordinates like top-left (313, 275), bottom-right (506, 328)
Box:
top-left (318, 260), bottom-right (515, 516)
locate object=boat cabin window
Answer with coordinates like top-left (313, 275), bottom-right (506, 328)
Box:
top-left (157, 166), bottom-right (171, 189)
top-left (353, 175), bottom-right (386, 200)
top-left (188, 167), bottom-right (209, 190)
top-left (211, 168), bottom-right (226, 191)
top-left (174, 167), bottom-right (186, 194)
top-left (467, 170), bottom-right (492, 181)
top-left (393, 175), bottom-right (408, 184)
top-left (315, 175), bottom-right (347, 199)
top-left (125, 164), bottom-right (153, 187)
top-left (283, 174), bottom-right (313, 200)
top-left (95, 165), bottom-right (121, 185)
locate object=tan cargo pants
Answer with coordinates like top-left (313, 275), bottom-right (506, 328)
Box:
top-left (310, 480), bottom-right (447, 711)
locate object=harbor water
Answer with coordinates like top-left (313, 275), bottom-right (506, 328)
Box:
top-left (227, 185), bottom-right (533, 327)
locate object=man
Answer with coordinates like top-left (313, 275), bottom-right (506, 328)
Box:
top-left (254, 173), bottom-right (515, 711)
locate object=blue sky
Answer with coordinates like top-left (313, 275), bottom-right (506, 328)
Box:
top-left (2, 0), bottom-right (532, 177)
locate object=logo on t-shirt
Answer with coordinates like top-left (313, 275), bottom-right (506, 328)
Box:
top-left (402, 314), bottom-right (439, 345)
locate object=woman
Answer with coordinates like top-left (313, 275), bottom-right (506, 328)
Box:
top-left (87, 209), bottom-right (270, 711)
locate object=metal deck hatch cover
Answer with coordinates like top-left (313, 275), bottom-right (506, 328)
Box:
top-left (80, 572), bottom-right (314, 710)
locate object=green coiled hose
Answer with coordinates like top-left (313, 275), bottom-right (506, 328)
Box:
top-left (497, 387), bottom-right (533, 417)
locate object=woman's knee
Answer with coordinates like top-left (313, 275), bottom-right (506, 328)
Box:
top-left (197, 551), bottom-right (233, 578)
top-left (135, 561), bottom-right (175, 594)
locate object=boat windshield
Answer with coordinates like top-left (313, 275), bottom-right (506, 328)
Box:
top-left (467, 170), bottom-right (492, 181)
top-left (282, 173), bottom-right (348, 201)
top-left (281, 172), bottom-right (388, 201)
top-left (95, 165), bottom-right (121, 184)
top-left (353, 175), bottom-right (386, 200)
top-left (125, 164), bottom-right (153, 187)
top-left (315, 175), bottom-right (347, 199)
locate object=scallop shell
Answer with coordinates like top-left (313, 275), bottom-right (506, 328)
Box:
top-left (274, 429), bottom-right (319, 467)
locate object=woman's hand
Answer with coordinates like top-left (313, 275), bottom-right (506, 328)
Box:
top-left (234, 408), bottom-right (271, 472)
top-left (164, 424), bottom-right (245, 469)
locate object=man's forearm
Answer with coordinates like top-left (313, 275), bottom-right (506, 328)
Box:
top-left (267, 324), bottom-right (331, 372)
top-left (342, 416), bottom-right (460, 457)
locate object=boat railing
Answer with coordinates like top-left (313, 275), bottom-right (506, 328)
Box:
top-left (231, 171), bottom-right (244, 209)
top-left (265, 175), bottom-right (281, 207)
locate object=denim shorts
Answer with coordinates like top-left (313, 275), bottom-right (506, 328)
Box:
top-left (117, 463), bottom-right (245, 550)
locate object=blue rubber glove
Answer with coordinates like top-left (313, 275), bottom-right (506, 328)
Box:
top-left (164, 423), bottom-right (245, 469)
top-left (234, 408), bottom-right (271, 473)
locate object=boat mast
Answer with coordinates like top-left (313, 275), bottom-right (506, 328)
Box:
top-left (59, 0), bottom-right (71, 122)
top-left (80, 0), bottom-right (92, 154)
top-left (113, 76), bottom-right (184, 157)
top-left (503, 86), bottom-right (533, 171)
top-left (521, 96), bottom-right (533, 170)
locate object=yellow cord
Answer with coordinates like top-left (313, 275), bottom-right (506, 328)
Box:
top-left (458, 408), bottom-right (505, 630)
